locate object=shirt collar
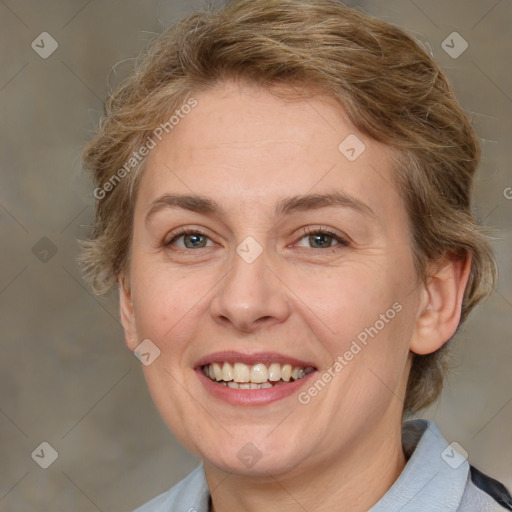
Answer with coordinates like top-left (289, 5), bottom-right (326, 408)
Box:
top-left (369, 419), bottom-right (469, 511)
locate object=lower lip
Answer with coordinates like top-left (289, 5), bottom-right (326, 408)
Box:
top-left (195, 368), bottom-right (317, 406)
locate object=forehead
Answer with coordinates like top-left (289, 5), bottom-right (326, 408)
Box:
top-left (136, 81), bottom-right (404, 223)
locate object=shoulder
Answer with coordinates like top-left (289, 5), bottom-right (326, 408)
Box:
top-left (458, 465), bottom-right (512, 511)
top-left (132, 464), bottom-right (210, 512)
top-left (371, 419), bottom-right (511, 511)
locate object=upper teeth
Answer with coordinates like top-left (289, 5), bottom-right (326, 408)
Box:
top-left (202, 362), bottom-right (313, 384)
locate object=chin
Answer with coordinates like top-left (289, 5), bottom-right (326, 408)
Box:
top-left (198, 434), bottom-right (311, 478)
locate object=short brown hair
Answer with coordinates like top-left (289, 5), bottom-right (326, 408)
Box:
top-left (79, 0), bottom-right (496, 414)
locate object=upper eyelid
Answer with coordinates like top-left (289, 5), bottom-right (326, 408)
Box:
top-left (299, 227), bottom-right (349, 247)
top-left (302, 225), bottom-right (347, 238)
top-left (164, 226), bottom-right (214, 245)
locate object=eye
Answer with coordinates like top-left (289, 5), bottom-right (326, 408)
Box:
top-left (295, 227), bottom-right (349, 249)
top-left (165, 229), bottom-right (216, 249)
top-left (164, 227), bottom-right (348, 251)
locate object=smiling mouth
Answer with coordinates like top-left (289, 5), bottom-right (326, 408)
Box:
top-left (201, 361), bottom-right (316, 389)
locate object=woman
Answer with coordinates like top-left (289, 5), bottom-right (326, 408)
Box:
top-left (79, 0), bottom-right (511, 510)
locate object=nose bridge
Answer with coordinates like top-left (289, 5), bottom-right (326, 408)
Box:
top-left (209, 242), bottom-right (290, 332)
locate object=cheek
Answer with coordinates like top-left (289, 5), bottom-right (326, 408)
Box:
top-left (315, 305), bottom-right (412, 425)
top-left (286, 261), bottom-right (399, 343)
top-left (289, 261), bottom-right (414, 405)
top-left (130, 263), bottom-right (194, 340)
top-left (130, 267), bottom-right (208, 447)
top-left (130, 260), bottom-right (223, 370)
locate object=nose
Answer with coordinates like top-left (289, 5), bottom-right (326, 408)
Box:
top-left (208, 247), bottom-right (291, 333)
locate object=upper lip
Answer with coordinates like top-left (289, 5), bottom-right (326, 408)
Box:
top-left (194, 351), bottom-right (317, 369)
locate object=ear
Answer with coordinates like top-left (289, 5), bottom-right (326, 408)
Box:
top-left (118, 273), bottom-right (139, 351)
top-left (410, 253), bottom-right (471, 355)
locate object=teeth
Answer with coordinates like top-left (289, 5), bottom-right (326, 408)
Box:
top-left (291, 367), bottom-right (305, 380)
top-left (268, 363), bottom-right (281, 381)
top-left (202, 361), bottom-right (314, 387)
top-left (212, 362), bottom-right (223, 381)
top-left (250, 363), bottom-right (268, 383)
top-left (281, 364), bottom-right (292, 382)
top-left (225, 380), bottom-right (275, 389)
top-left (222, 362), bottom-right (233, 381)
top-left (233, 362), bottom-right (250, 383)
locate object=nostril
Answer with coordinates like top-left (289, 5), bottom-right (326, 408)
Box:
top-left (214, 308), bottom-right (284, 333)
top-left (219, 315), bottom-right (231, 325)
top-left (252, 316), bottom-right (274, 328)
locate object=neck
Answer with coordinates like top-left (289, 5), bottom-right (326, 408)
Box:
top-left (204, 420), bottom-right (407, 512)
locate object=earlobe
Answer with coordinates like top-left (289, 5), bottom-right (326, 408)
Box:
top-left (118, 273), bottom-right (138, 351)
top-left (410, 254), bottom-right (471, 355)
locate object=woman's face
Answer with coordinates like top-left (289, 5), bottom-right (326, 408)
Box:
top-left (120, 81), bottom-right (424, 476)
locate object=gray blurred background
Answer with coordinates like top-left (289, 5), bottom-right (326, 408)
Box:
top-left (0, 1), bottom-right (511, 511)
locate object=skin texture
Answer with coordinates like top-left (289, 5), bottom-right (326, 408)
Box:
top-left (119, 81), bottom-right (471, 512)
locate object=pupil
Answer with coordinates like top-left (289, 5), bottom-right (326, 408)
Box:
top-left (310, 234), bottom-right (331, 248)
top-left (185, 234), bottom-right (206, 248)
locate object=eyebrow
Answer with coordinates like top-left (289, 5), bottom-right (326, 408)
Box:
top-left (145, 191), bottom-right (375, 225)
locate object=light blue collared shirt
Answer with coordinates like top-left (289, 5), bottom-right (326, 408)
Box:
top-left (133, 420), bottom-right (508, 511)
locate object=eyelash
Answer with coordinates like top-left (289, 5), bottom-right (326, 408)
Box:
top-left (164, 226), bottom-right (349, 251)
top-left (164, 227), bottom-right (212, 248)
top-left (301, 226), bottom-right (349, 250)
